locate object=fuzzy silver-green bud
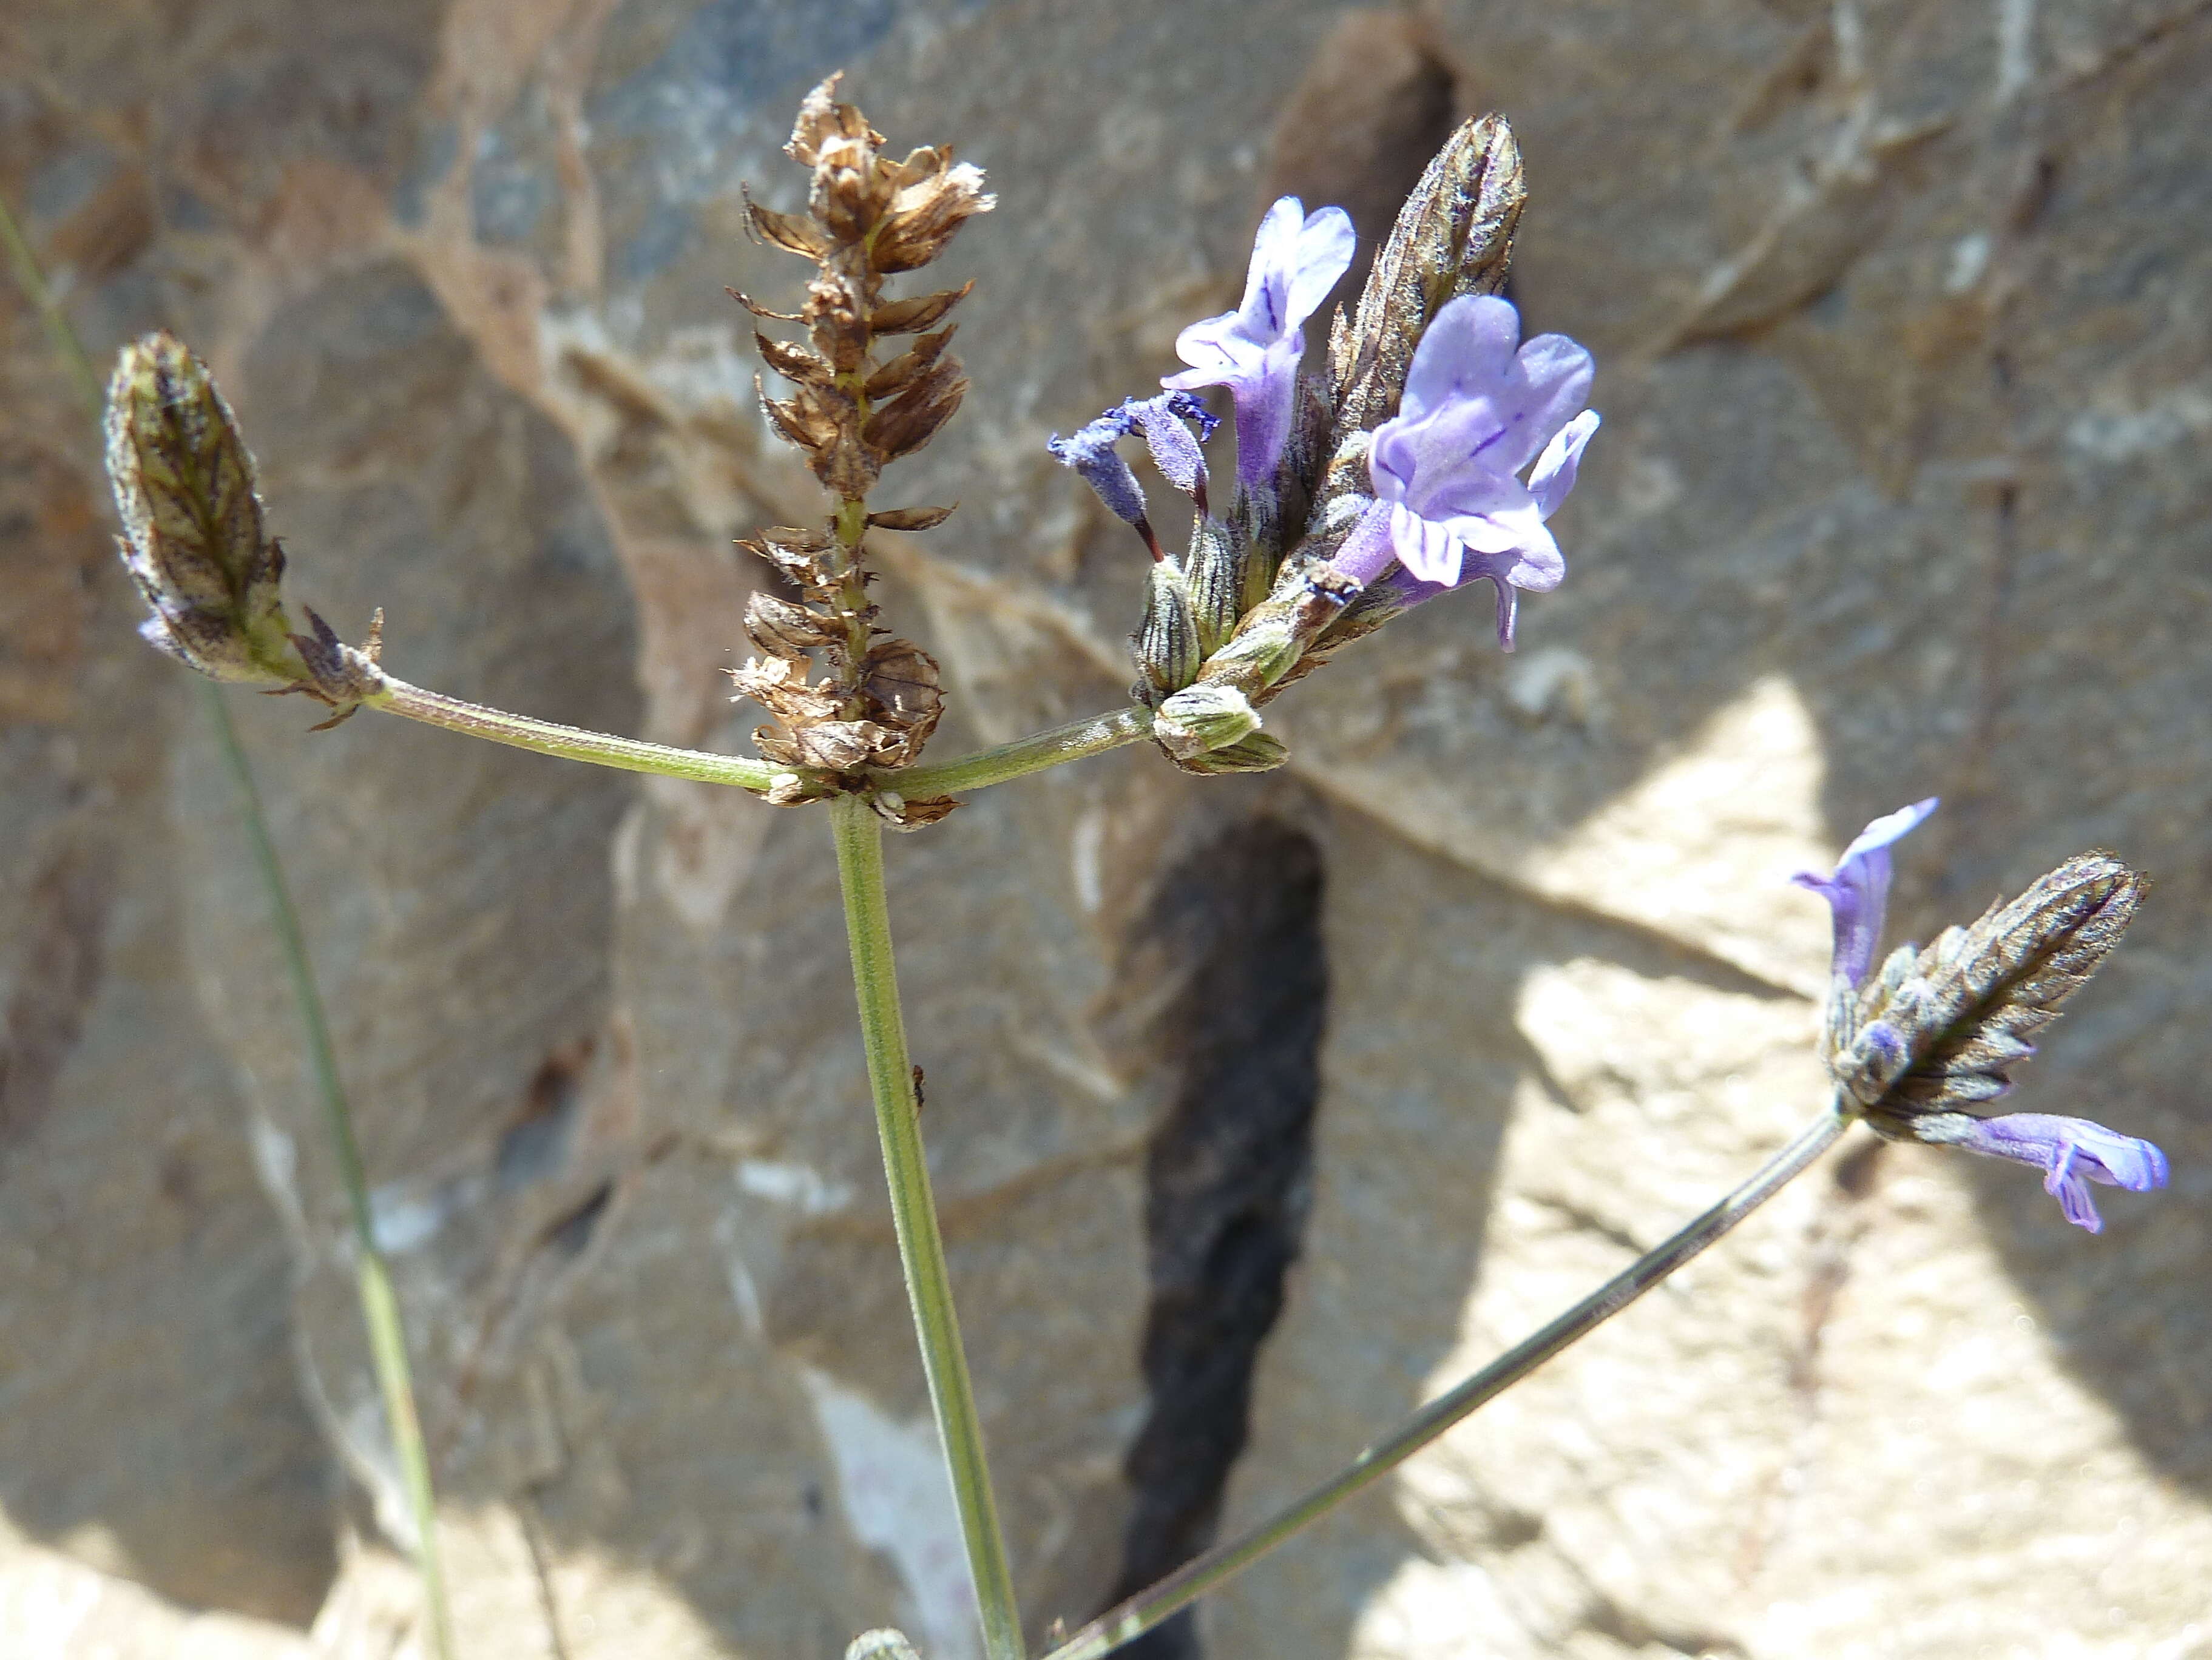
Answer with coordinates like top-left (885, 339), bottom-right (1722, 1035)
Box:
top-left (107, 332), bottom-right (387, 724)
top-left (1153, 683), bottom-right (1261, 761)
top-left (1183, 515), bottom-right (1243, 655)
top-left (1131, 559), bottom-right (1202, 700)
top-left (1172, 729), bottom-right (1289, 775)
top-left (106, 332), bottom-right (308, 687)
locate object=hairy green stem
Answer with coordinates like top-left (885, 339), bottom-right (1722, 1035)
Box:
top-left (206, 686), bottom-right (455, 1660)
top-left (888, 706), bottom-right (1153, 797)
top-left (374, 673), bottom-right (1149, 803)
top-left (1042, 1107), bottom-right (1850, 1660)
top-left (372, 675), bottom-right (780, 789)
top-left (829, 794), bottom-right (1024, 1660)
top-left (5, 187), bottom-right (455, 1660)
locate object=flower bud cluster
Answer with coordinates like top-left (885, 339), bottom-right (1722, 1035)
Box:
top-left (106, 332), bottom-right (383, 726)
top-left (1055, 115), bottom-right (1605, 777)
top-left (730, 76), bottom-right (992, 822)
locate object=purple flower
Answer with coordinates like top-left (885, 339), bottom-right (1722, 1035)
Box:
top-left (1927, 1112), bottom-right (2171, 1233)
top-left (1327, 295), bottom-right (1599, 649)
top-left (1793, 797), bottom-right (1941, 987)
top-left (1163, 196), bottom-right (1355, 490)
top-left (1049, 393), bottom-right (1219, 560)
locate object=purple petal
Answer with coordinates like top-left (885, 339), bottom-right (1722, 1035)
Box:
top-left (1283, 205), bottom-right (1357, 330)
top-left (1231, 333), bottom-right (1304, 490)
top-left (1490, 579), bottom-right (1517, 650)
top-left (1530, 410), bottom-right (1602, 519)
top-left (1329, 498), bottom-right (1398, 589)
top-left (1492, 334), bottom-right (1597, 476)
top-left (1164, 315), bottom-right (1266, 387)
top-left (1791, 797), bottom-right (1940, 986)
top-left (1456, 514), bottom-right (1564, 594)
top-left (1401, 295), bottom-right (1522, 422)
top-left (1238, 197), bottom-right (1308, 336)
top-left (1936, 1112), bottom-right (2171, 1233)
top-left (1374, 396), bottom-right (1520, 516)
top-left (1386, 501), bottom-right (1464, 585)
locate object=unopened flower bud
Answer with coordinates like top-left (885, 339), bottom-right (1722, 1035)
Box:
top-left (1131, 561), bottom-right (1201, 699)
top-left (1172, 729), bottom-right (1289, 775)
top-left (106, 332), bottom-right (308, 687)
top-left (1183, 515), bottom-right (1242, 654)
top-left (1152, 683), bottom-right (1261, 761)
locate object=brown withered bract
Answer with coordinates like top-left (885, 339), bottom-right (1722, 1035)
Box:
top-left (727, 76), bottom-right (992, 814)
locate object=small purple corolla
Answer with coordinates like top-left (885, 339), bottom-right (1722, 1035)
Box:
top-left (1793, 796), bottom-right (1940, 987)
top-left (1796, 800), bottom-right (2170, 1233)
top-left (1926, 1112), bottom-right (2171, 1234)
top-left (1163, 196), bottom-right (1355, 490)
top-left (1328, 294), bottom-right (1599, 649)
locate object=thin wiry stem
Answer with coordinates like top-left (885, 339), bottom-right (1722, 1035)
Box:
top-left (1, 189), bottom-right (455, 1660)
top-left (1041, 1108), bottom-right (1850, 1660)
top-left (206, 688), bottom-right (456, 1660)
top-left (0, 192), bottom-right (101, 421)
top-left (830, 794), bottom-right (1024, 1660)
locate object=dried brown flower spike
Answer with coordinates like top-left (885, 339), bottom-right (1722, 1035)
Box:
top-left (730, 76), bottom-right (992, 822)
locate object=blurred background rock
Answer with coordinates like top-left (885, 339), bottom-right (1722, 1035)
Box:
top-left (2, 2), bottom-right (2207, 1656)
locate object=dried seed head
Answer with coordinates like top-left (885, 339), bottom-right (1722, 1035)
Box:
top-left (871, 790), bottom-right (961, 831)
top-left (873, 157), bottom-right (995, 272)
top-left (860, 638), bottom-right (944, 760)
top-left (745, 591), bottom-right (836, 657)
top-left (865, 504), bottom-right (956, 532)
top-left (863, 355), bottom-right (969, 464)
top-left (872, 285), bottom-right (972, 336)
top-left (744, 76), bottom-right (992, 500)
top-left (1835, 853), bottom-right (2146, 1129)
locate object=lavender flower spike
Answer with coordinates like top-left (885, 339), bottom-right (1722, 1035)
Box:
top-left (1328, 294), bottom-right (1599, 649)
top-left (1923, 1112), bottom-right (2171, 1233)
top-left (1163, 196), bottom-right (1355, 490)
top-left (1793, 797), bottom-right (1940, 987)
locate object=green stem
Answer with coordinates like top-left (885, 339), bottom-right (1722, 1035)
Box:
top-left (888, 706), bottom-right (1153, 797)
top-left (1041, 1107), bottom-right (1850, 1660)
top-left (372, 675), bottom-right (1150, 801)
top-left (828, 794), bottom-right (1024, 1660)
top-left (206, 686), bottom-right (455, 1660)
top-left (372, 675), bottom-right (781, 791)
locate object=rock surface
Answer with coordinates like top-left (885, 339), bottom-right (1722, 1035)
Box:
top-left (2, 2), bottom-right (2209, 1658)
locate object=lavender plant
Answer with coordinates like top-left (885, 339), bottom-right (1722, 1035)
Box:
top-left (99, 77), bottom-right (2170, 1660)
